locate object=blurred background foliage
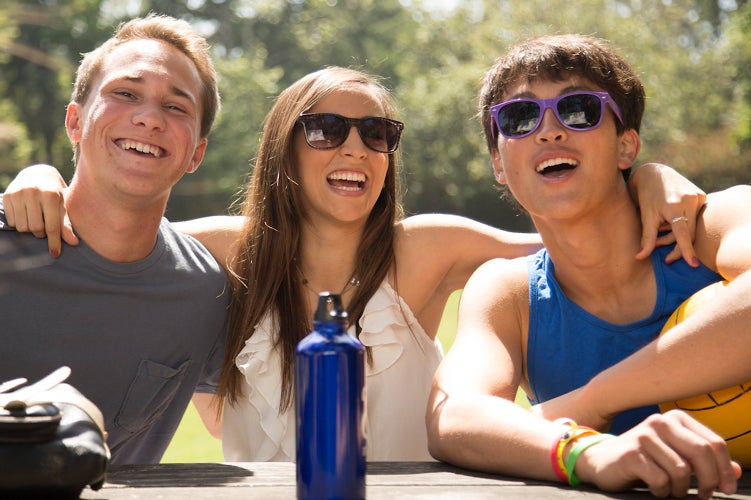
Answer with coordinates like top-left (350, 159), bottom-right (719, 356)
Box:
top-left (2, 0), bottom-right (750, 232)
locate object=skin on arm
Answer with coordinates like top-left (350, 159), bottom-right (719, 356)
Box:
top-left (191, 393), bottom-right (222, 439)
top-left (394, 214), bottom-right (541, 337)
top-left (536, 186), bottom-right (751, 428)
top-left (426, 256), bottom-right (563, 478)
top-left (2, 164), bottom-right (78, 256)
top-left (1, 165), bottom-right (246, 266)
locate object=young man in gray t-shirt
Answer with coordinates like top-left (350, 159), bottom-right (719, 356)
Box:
top-left (0, 14), bottom-right (228, 464)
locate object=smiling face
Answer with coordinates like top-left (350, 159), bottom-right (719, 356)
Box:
top-left (66, 38), bottom-right (207, 207)
top-left (292, 86), bottom-right (391, 228)
top-left (491, 77), bottom-right (639, 222)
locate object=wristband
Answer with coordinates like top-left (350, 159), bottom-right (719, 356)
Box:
top-left (549, 418), bottom-right (598, 483)
top-left (549, 426), bottom-right (571, 482)
top-left (564, 433), bottom-right (616, 486)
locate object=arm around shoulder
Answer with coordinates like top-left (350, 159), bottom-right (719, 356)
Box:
top-left (398, 214), bottom-right (541, 295)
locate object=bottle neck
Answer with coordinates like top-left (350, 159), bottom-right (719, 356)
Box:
top-left (313, 320), bottom-right (347, 335)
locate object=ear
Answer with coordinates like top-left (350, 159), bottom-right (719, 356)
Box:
top-left (186, 138), bottom-right (208, 174)
top-left (617, 129), bottom-right (641, 172)
top-left (491, 149), bottom-right (508, 184)
top-left (65, 103), bottom-right (83, 142)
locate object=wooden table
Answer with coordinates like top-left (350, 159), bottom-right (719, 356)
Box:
top-left (77, 461), bottom-right (751, 499)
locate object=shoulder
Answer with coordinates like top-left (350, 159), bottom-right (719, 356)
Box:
top-left (470, 256), bottom-right (529, 291)
top-left (462, 256), bottom-right (530, 317)
top-left (159, 219), bottom-right (226, 274)
top-left (696, 185), bottom-right (751, 245)
top-left (703, 185), bottom-right (751, 215)
top-left (695, 185), bottom-right (751, 274)
top-left (171, 215), bottom-right (244, 271)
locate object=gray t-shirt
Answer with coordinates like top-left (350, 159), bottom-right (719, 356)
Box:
top-left (0, 203), bottom-right (229, 464)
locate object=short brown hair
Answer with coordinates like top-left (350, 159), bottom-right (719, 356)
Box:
top-left (70, 14), bottom-right (220, 161)
top-left (479, 34), bottom-right (644, 153)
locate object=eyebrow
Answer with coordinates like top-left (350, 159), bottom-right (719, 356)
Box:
top-left (506, 85), bottom-right (594, 101)
top-left (120, 74), bottom-right (197, 105)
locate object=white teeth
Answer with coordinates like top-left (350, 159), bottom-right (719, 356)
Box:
top-left (119, 140), bottom-right (163, 158)
top-left (327, 171), bottom-right (366, 183)
top-left (536, 157), bottom-right (577, 172)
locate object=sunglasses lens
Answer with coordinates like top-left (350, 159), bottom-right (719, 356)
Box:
top-left (300, 114), bottom-right (402, 153)
top-left (557, 94), bottom-right (602, 129)
top-left (360, 118), bottom-right (400, 153)
top-left (495, 93), bottom-right (607, 138)
top-left (498, 101), bottom-right (543, 138)
top-left (302, 114), bottom-right (348, 149)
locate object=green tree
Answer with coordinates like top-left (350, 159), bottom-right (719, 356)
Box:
top-left (1, 0), bottom-right (113, 183)
top-left (2, 0), bottom-right (749, 224)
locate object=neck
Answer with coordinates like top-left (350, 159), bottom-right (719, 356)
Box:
top-left (534, 202), bottom-right (656, 323)
top-left (297, 220), bottom-right (362, 295)
top-left (66, 181), bottom-right (167, 262)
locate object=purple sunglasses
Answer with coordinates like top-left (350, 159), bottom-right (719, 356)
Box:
top-left (490, 91), bottom-right (623, 139)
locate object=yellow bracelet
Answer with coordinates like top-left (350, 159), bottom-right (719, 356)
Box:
top-left (552, 418), bottom-right (599, 482)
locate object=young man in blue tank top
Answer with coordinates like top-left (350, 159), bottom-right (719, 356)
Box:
top-left (428, 34), bottom-right (751, 498)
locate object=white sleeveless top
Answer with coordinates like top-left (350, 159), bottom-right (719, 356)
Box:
top-left (221, 279), bottom-right (443, 462)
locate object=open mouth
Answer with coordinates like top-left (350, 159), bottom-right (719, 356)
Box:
top-left (535, 157), bottom-right (578, 176)
top-left (327, 171), bottom-right (366, 192)
top-left (116, 139), bottom-right (165, 158)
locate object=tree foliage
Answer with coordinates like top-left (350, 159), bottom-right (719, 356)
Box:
top-left (1, 0), bottom-right (749, 227)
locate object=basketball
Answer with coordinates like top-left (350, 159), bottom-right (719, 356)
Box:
top-left (658, 280), bottom-right (751, 467)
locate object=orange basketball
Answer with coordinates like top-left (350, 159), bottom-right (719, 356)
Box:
top-left (658, 281), bottom-right (751, 467)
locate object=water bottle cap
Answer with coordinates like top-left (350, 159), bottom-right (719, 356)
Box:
top-left (314, 292), bottom-right (348, 322)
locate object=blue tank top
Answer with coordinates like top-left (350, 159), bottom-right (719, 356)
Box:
top-left (527, 246), bottom-right (722, 434)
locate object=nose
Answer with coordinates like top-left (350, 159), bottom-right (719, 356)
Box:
top-left (340, 125), bottom-right (368, 157)
top-left (132, 102), bottom-right (167, 131)
top-left (535, 107), bottom-right (566, 142)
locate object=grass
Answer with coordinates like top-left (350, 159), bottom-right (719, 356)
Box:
top-left (162, 290), bottom-right (509, 463)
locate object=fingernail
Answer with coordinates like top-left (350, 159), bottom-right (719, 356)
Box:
top-left (50, 249), bottom-right (59, 259)
top-left (692, 257), bottom-right (699, 267)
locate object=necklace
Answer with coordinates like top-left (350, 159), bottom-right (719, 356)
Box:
top-left (301, 274), bottom-right (360, 296)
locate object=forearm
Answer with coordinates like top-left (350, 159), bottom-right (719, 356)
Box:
top-left (428, 391), bottom-right (560, 481)
top-left (581, 272), bottom-right (751, 416)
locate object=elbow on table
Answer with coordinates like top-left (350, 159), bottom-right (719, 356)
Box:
top-left (425, 394), bottom-right (464, 464)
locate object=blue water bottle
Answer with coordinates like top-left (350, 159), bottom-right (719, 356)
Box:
top-left (295, 292), bottom-right (366, 500)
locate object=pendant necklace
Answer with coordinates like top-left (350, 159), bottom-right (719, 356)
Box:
top-left (301, 273), bottom-right (360, 296)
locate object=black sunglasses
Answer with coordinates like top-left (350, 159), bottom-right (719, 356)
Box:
top-left (297, 113), bottom-right (404, 154)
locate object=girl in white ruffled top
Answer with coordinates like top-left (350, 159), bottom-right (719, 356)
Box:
top-left (212, 67), bottom-right (544, 461)
top-left (6, 67), bottom-right (706, 462)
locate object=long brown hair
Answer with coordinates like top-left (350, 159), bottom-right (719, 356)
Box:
top-left (218, 67), bottom-right (404, 411)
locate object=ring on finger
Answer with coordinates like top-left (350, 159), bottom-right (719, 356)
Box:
top-left (670, 215), bottom-right (689, 225)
